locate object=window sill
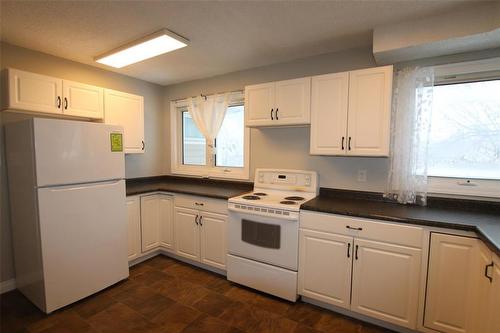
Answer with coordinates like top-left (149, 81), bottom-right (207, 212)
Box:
top-left (428, 176), bottom-right (500, 199)
top-left (171, 167), bottom-right (249, 181)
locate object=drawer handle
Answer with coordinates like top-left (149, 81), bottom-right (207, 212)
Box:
top-left (195, 202), bottom-right (204, 206)
top-left (346, 225), bottom-right (363, 231)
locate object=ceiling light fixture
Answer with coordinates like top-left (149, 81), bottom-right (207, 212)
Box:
top-left (95, 29), bottom-right (189, 68)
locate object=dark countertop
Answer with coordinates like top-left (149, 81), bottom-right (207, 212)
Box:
top-left (301, 189), bottom-right (500, 255)
top-left (126, 175), bottom-right (253, 200)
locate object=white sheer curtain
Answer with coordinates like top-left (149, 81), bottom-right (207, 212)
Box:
top-left (188, 93), bottom-right (229, 160)
top-left (385, 66), bottom-right (434, 206)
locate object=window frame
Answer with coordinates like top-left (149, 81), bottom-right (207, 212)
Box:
top-left (427, 57), bottom-right (500, 198)
top-left (170, 92), bottom-right (250, 180)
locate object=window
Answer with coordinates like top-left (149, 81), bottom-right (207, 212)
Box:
top-left (171, 92), bottom-right (249, 179)
top-left (427, 58), bottom-right (500, 197)
top-left (215, 105), bottom-right (245, 168)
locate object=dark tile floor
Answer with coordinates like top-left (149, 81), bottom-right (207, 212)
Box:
top-left (1, 255), bottom-right (394, 333)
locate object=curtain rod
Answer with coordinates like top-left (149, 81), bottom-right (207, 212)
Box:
top-left (172, 89), bottom-right (243, 102)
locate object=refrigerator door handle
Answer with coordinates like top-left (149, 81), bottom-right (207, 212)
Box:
top-left (39, 179), bottom-right (124, 191)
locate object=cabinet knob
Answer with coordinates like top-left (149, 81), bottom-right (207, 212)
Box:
top-left (64, 97), bottom-right (68, 110)
top-left (348, 137), bottom-right (352, 151)
top-left (195, 215), bottom-right (199, 225)
top-left (271, 108), bottom-right (274, 120)
top-left (341, 137), bottom-right (345, 150)
top-left (57, 96), bottom-right (61, 108)
top-left (347, 243), bottom-right (351, 258)
top-left (199, 216), bottom-right (203, 226)
top-left (142, 141), bottom-right (145, 150)
top-left (275, 108), bottom-right (279, 120)
top-left (355, 245), bottom-right (359, 260)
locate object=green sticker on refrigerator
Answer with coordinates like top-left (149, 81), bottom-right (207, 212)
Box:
top-left (110, 133), bottom-right (123, 152)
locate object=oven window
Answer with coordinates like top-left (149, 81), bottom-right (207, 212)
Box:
top-left (241, 219), bottom-right (281, 249)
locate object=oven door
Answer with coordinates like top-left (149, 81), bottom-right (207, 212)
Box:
top-left (228, 210), bottom-right (299, 271)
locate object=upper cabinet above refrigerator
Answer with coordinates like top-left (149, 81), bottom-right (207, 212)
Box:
top-left (245, 77), bottom-right (311, 127)
top-left (5, 68), bottom-right (104, 120)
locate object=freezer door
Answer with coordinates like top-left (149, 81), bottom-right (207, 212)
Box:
top-left (37, 179), bottom-right (128, 313)
top-left (33, 118), bottom-right (125, 186)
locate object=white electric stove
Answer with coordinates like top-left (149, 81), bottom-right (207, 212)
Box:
top-left (227, 169), bottom-right (318, 301)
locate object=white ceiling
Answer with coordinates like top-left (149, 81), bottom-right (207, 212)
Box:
top-left (0, 0), bottom-right (481, 86)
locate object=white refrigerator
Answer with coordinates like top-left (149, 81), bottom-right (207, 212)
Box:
top-left (5, 118), bottom-right (129, 313)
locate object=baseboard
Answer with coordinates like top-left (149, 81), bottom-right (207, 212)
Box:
top-left (301, 296), bottom-right (418, 333)
top-left (0, 278), bottom-right (16, 294)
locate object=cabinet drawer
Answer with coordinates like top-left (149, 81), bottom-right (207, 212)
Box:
top-left (300, 211), bottom-right (423, 248)
top-left (175, 194), bottom-right (228, 215)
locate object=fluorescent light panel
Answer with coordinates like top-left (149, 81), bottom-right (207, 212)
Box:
top-left (95, 29), bottom-right (188, 68)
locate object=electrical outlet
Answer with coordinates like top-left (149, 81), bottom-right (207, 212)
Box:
top-left (357, 169), bottom-right (367, 182)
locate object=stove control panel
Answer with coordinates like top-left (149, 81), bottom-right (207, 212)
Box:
top-left (254, 169), bottom-right (318, 193)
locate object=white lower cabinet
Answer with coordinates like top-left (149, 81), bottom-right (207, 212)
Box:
top-left (139, 194), bottom-right (174, 253)
top-left (174, 195), bottom-right (228, 270)
top-left (425, 233), bottom-right (500, 333)
top-left (298, 229), bottom-right (352, 309)
top-left (298, 211), bottom-right (423, 330)
top-left (174, 207), bottom-right (200, 261)
top-left (199, 211), bottom-right (228, 270)
top-left (424, 233), bottom-right (481, 333)
top-left (350, 239), bottom-right (421, 328)
top-left (126, 196), bottom-right (141, 261)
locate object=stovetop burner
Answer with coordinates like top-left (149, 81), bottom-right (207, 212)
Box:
top-left (253, 192), bottom-right (267, 196)
top-left (284, 196), bottom-right (305, 201)
top-left (280, 200), bottom-right (297, 205)
top-left (242, 195), bottom-right (261, 200)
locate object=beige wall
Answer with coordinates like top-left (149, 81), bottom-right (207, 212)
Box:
top-left (0, 43), bottom-right (166, 283)
top-left (164, 46), bottom-right (391, 191)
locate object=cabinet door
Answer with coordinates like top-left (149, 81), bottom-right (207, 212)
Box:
top-left (245, 82), bottom-right (275, 127)
top-left (159, 195), bottom-right (174, 250)
top-left (298, 229), bottom-right (353, 309)
top-left (7, 69), bottom-right (63, 114)
top-left (310, 72), bottom-right (349, 155)
top-left (275, 77), bottom-right (311, 126)
top-left (199, 211), bottom-right (227, 270)
top-left (424, 233), bottom-right (479, 333)
top-left (140, 195), bottom-right (160, 252)
top-left (62, 80), bottom-right (103, 119)
top-left (475, 242), bottom-right (494, 333)
top-left (347, 65), bottom-right (392, 156)
top-left (351, 238), bottom-right (421, 329)
top-left (174, 207), bottom-right (200, 261)
top-left (126, 196), bottom-right (141, 261)
top-left (488, 254), bottom-right (500, 333)
top-left (104, 89), bottom-right (144, 154)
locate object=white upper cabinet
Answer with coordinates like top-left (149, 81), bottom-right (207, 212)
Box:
top-left (347, 66), bottom-right (392, 156)
top-left (5, 69), bottom-right (104, 119)
top-left (310, 72), bottom-right (349, 155)
top-left (104, 89), bottom-right (145, 154)
top-left (6, 69), bottom-right (63, 115)
top-left (245, 77), bottom-right (310, 127)
top-left (310, 65), bottom-right (393, 156)
top-left (244, 82), bottom-right (275, 126)
top-left (62, 80), bottom-right (103, 119)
